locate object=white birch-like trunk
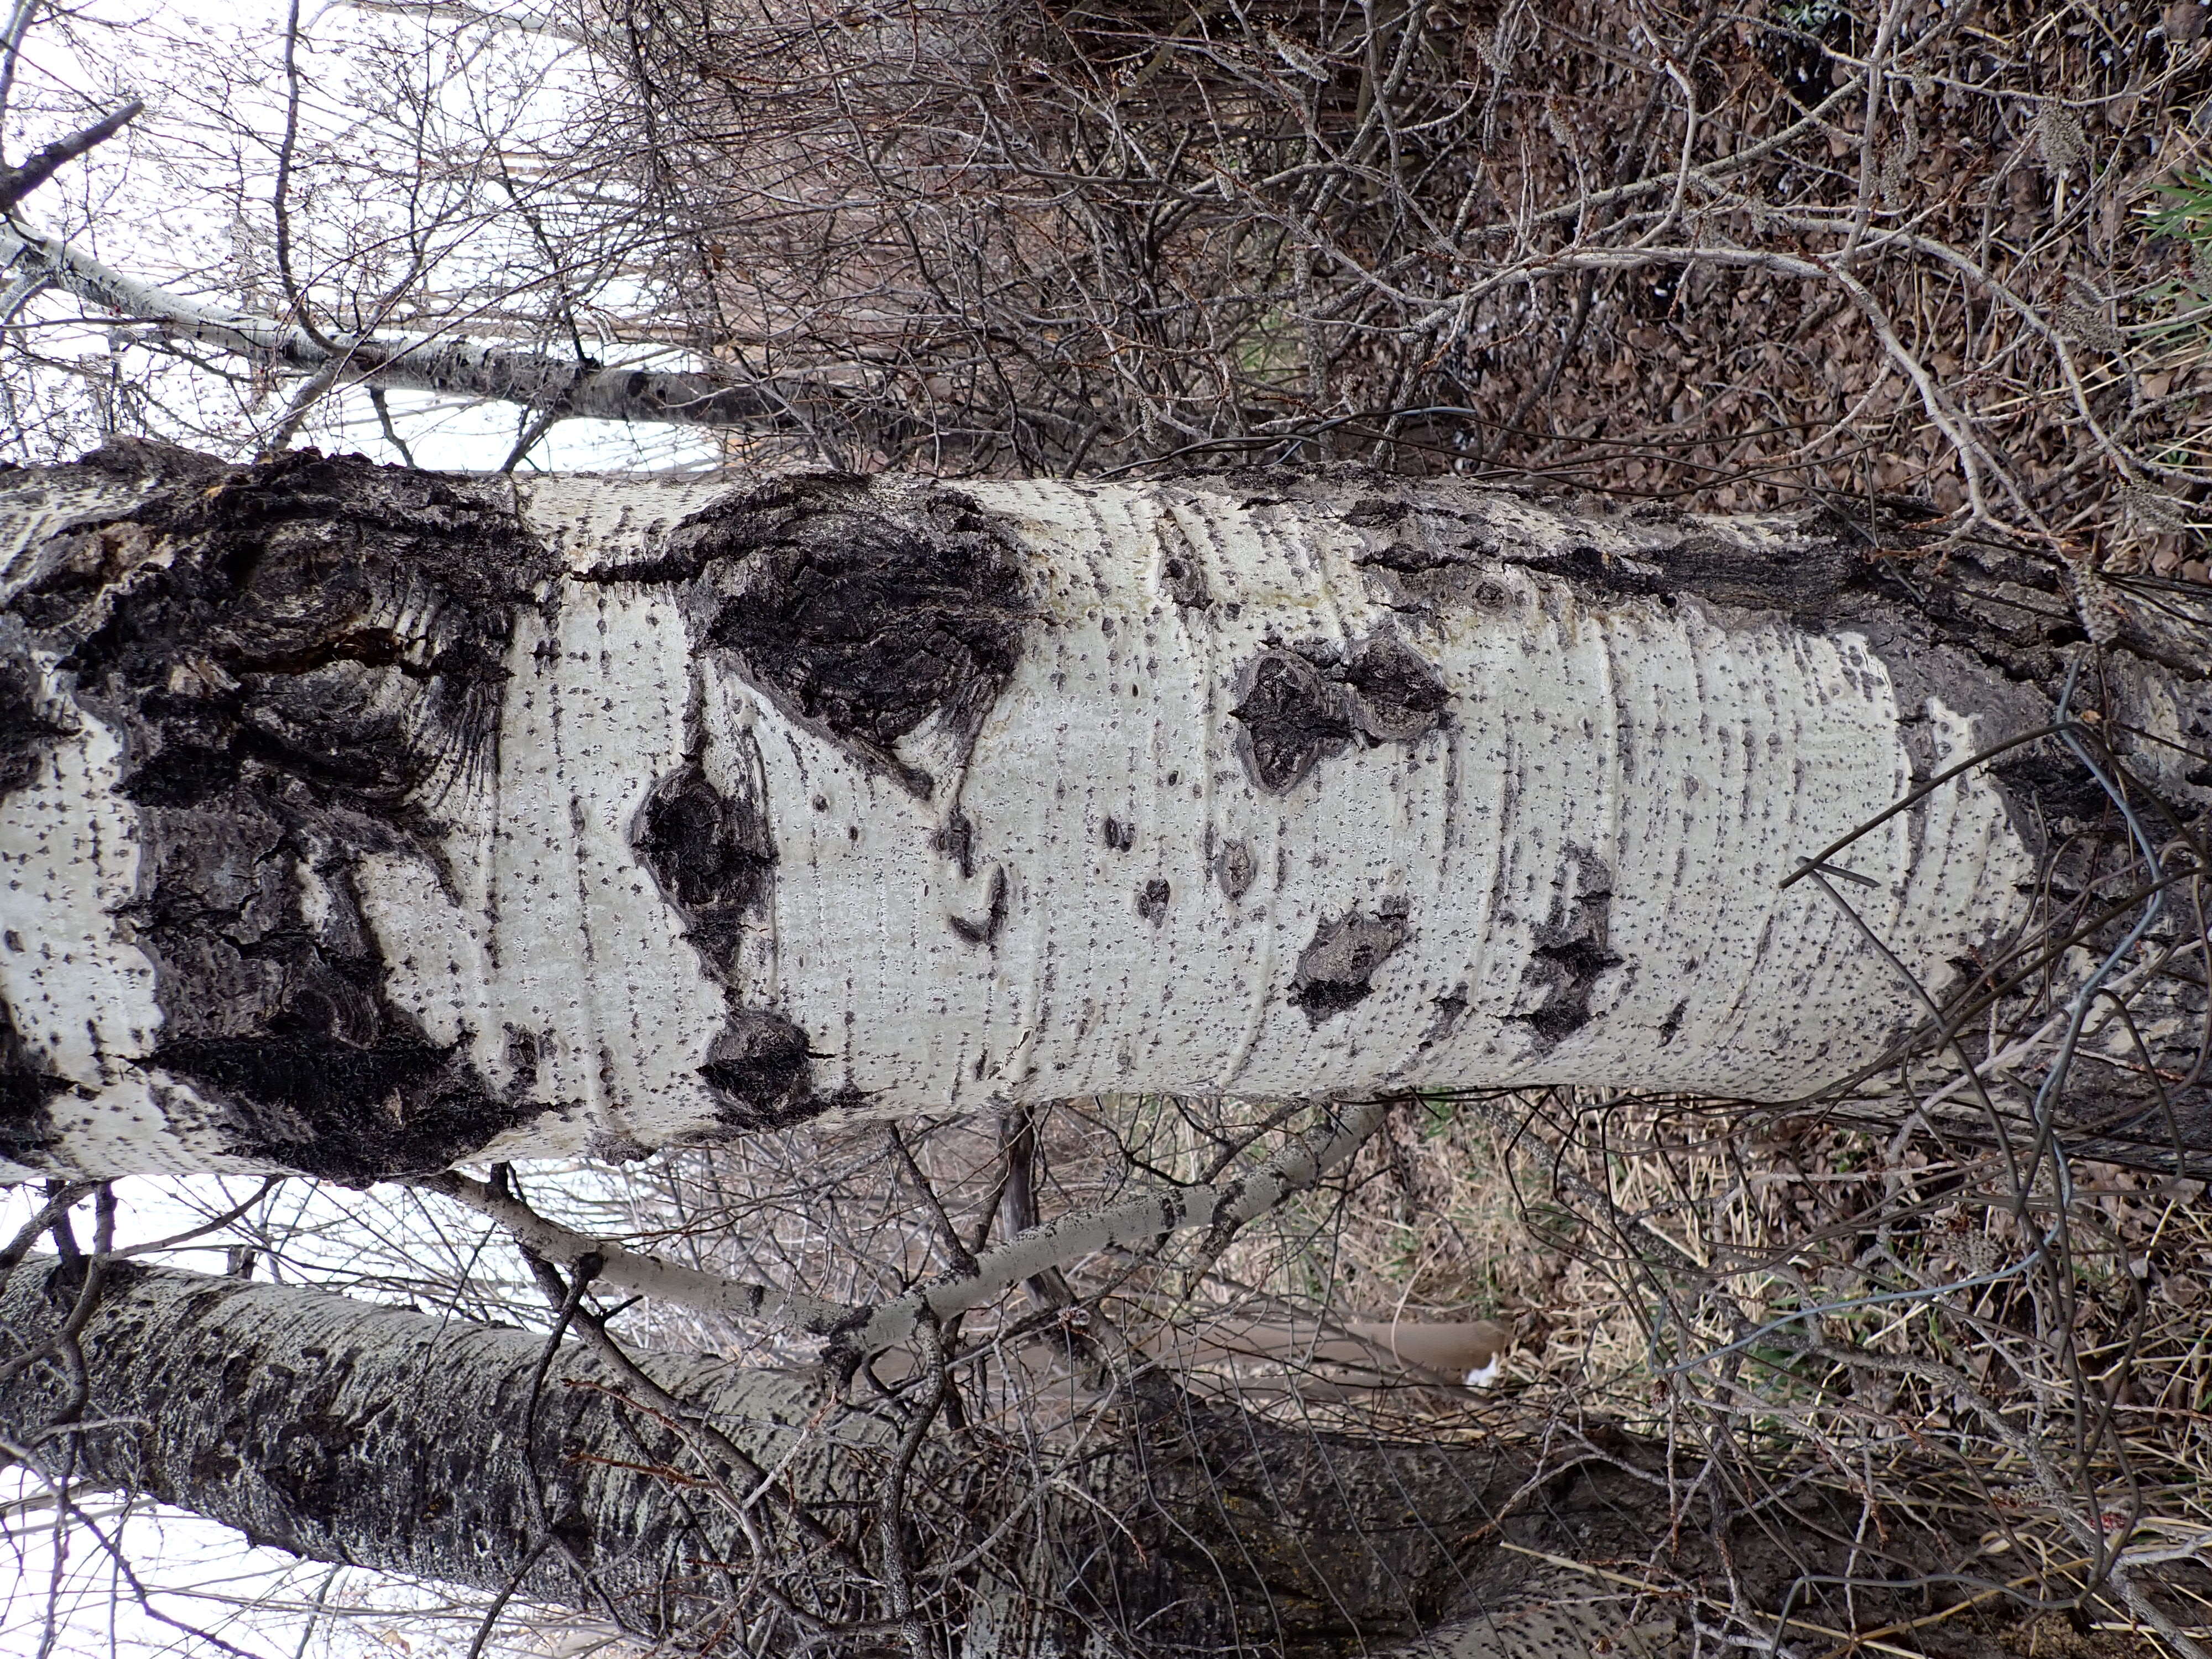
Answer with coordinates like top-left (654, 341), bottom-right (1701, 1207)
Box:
top-left (3, 442), bottom-right (2206, 1180)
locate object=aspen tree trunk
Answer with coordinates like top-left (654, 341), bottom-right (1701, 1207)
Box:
top-left (0, 1253), bottom-right (1616, 1656)
top-left (2, 439), bottom-right (2208, 1181)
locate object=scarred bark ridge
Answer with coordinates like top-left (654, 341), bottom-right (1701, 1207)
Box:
top-left (639, 471), bottom-right (1034, 799)
top-left (2, 442), bottom-right (558, 1177)
top-left (0, 1253), bottom-right (1543, 1654)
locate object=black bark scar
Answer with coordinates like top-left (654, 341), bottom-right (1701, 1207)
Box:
top-left (1343, 637), bottom-right (1449, 742)
top-left (1231, 633), bottom-right (1447, 793)
top-left (1136, 878), bottom-right (1171, 926)
top-left (6, 446), bottom-right (554, 1181)
top-left (1518, 851), bottom-right (1623, 1051)
top-left (628, 721), bottom-right (827, 1128)
top-left (631, 756), bottom-right (775, 975)
top-left (951, 867), bottom-right (1010, 947)
top-left (1290, 907), bottom-right (1411, 1023)
top-left (0, 634), bottom-right (72, 798)
top-left (662, 474), bottom-right (1031, 801)
top-left (1214, 838), bottom-right (1255, 899)
top-left (617, 476), bottom-right (1036, 1121)
top-left (1233, 651), bottom-right (1352, 794)
top-left (697, 1009), bottom-right (822, 1131)
top-left (0, 1000), bottom-right (69, 1169)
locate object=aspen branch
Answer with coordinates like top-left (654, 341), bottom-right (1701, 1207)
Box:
top-left (0, 100), bottom-right (142, 213)
top-left (0, 216), bottom-right (840, 430)
top-left (411, 1168), bottom-right (856, 1333)
top-left (411, 1098), bottom-right (1391, 1358)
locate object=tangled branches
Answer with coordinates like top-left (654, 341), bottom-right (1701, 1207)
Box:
top-left (593, 0), bottom-right (2212, 564)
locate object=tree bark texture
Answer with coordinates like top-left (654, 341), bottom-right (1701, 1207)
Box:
top-left (0, 1253), bottom-right (1683, 1656)
top-left (2, 439), bottom-right (2207, 1181)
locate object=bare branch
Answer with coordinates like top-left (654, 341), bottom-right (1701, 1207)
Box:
top-left (0, 218), bottom-right (839, 431)
top-left (413, 1168), bottom-right (856, 1334)
top-left (411, 1099), bottom-right (1392, 1358)
top-left (0, 100), bottom-right (142, 215)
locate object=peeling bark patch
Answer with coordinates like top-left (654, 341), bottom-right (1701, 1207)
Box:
top-left (699, 1009), bottom-right (822, 1130)
top-left (1230, 634), bottom-right (1447, 792)
top-left (629, 752), bottom-right (774, 976)
top-left (669, 475), bottom-right (1029, 799)
top-left (7, 450), bottom-right (559, 1181)
top-left (1289, 908), bottom-right (1410, 1024)
top-left (1518, 852), bottom-right (1623, 1051)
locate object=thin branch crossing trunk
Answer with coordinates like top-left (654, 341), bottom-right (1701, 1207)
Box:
top-left (0, 221), bottom-right (828, 430)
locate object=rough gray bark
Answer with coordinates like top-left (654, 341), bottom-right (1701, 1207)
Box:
top-left (0, 1253), bottom-right (1979, 1656)
top-left (0, 1253), bottom-right (1543, 1653)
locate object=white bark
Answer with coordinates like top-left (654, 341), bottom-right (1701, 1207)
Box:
top-left (3, 451), bottom-right (2205, 1180)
